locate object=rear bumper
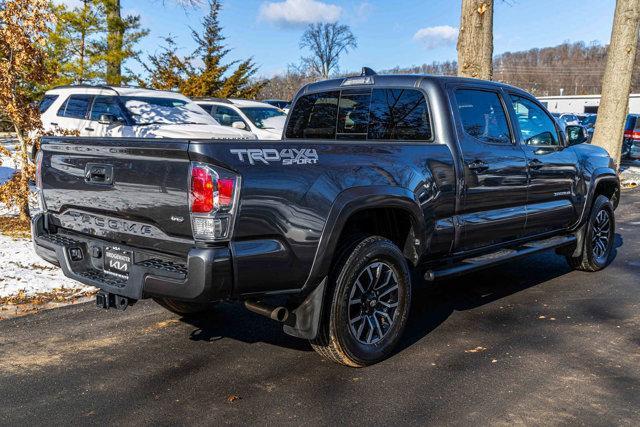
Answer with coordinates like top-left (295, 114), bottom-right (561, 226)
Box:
top-left (31, 213), bottom-right (233, 302)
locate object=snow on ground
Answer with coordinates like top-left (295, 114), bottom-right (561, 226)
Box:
top-left (620, 161), bottom-right (640, 187)
top-left (1, 136), bottom-right (96, 300)
top-left (0, 233), bottom-right (95, 299)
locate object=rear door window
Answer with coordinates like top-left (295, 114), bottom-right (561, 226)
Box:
top-left (455, 89), bottom-right (511, 144)
top-left (58, 95), bottom-right (93, 119)
top-left (39, 95), bottom-right (59, 113)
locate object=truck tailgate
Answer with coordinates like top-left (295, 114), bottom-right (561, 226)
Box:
top-left (40, 137), bottom-right (194, 255)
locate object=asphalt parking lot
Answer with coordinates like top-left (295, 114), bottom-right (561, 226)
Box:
top-left (1, 189), bottom-right (639, 426)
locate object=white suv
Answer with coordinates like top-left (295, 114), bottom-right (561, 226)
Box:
top-left (39, 86), bottom-right (256, 140)
top-left (195, 98), bottom-right (287, 140)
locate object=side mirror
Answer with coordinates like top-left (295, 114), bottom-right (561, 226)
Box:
top-left (565, 125), bottom-right (587, 146)
top-left (232, 121), bottom-right (247, 130)
top-left (99, 114), bottom-right (119, 125)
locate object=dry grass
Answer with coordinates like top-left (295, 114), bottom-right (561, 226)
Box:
top-left (0, 216), bottom-right (31, 238)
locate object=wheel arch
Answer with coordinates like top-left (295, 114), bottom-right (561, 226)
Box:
top-left (302, 186), bottom-right (425, 292)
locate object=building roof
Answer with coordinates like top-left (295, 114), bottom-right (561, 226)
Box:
top-left (538, 94), bottom-right (640, 100)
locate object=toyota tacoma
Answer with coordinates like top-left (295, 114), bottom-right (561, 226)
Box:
top-left (32, 71), bottom-right (620, 366)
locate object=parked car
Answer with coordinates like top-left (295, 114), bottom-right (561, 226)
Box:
top-left (551, 112), bottom-right (581, 127)
top-left (623, 114), bottom-right (640, 160)
top-left (39, 85), bottom-right (256, 140)
top-left (196, 98), bottom-right (287, 140)
top-left (577, 113), bottom-right (596, 142)
top-left (262, 99), bottom-right (291, 113)
top-left (33, 72), bottom-right (619, 367)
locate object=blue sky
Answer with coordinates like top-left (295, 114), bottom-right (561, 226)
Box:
top-left (65, 0), bottom-right (617, 78)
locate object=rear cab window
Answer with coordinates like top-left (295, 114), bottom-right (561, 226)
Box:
top-left (285, 88), bottom-right (432, 141)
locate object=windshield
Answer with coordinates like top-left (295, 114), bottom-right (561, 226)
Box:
top-left (240, 107), bottom-right (286, 129)
top-left (122, 96), bottom-right (218, 125)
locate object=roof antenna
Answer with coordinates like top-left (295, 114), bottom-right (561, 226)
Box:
top-left (361, 67), bottom-right (377, 77)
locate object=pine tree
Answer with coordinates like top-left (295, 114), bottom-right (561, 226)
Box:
top-left (138, 36), bottom-right (193, 91)
top-left (99, 0), bottom-right (148, 85)
top-left (50, 0), bottom-right (103, 85)
top-left (180, 0), bottom-right (263, 98)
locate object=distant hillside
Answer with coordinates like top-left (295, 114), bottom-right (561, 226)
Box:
top-left (258, 41), bottom-right (640, 100)
top-left (386, 41), bottom-right (640, 97)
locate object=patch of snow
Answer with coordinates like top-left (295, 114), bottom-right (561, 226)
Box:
top-left (0, 233), bottom-right (95, 298)
top-left (620, 165), bottom-right (640, 187)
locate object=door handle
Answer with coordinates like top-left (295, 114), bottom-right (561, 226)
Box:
top-left (467, 160), bottom-right (489, 172)
top-left (50, 122), bottom-right (58, 126)
top-left (84, 163), bottom-right (113, 185)
top-left (84, 127), bottom-right (95, 132)
top-left (528, 159), bottom-right (543, 170)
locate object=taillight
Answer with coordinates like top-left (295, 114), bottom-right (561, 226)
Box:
top-left (189, 163), bottom-right (239, 241)
top-left (35, 150), bottom-right (43, 189)
top-left (624, 131), bottom-right (640, 140)
top-left (190, 166), bottom-right (214, 213)
top-left (217, 178), bottom-right (235, 207)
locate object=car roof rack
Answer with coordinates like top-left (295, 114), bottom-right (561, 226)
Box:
top-left (50, 84), bottom-right (170, 96)
top-left (192, 97), bottom-right (233, 104)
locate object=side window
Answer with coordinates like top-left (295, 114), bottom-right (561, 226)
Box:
top-left (90, 96), bottom-right (126, 122)
top-left (214, 106), bottom-right (244, 127)
top-left (197, 104), bottom-right (213, 115)
top-left (39, 95), bottom-right (59, 113)
top-left (368, 89), bottom-right (432, 141)
top-left (337, 89), bottom-right (371, 139)
top-left (285, 91), bottom-right (339, 139)
top-left (57, 95), bottom-right (93, 119)
top-left (510, 95), bottom-right (560, 146)
top-left (455, 89), bottom-right (511, 144)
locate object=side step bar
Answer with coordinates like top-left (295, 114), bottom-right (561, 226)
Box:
top-left (424, 235), bottom-right (577, 281)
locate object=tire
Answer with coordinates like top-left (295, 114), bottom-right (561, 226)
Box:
top-left (566, 195), bottom-right (615, 272)
top-left (153, 297), bottom-right (217, 316)
top-left (311, 236), bottom-right (412, 367)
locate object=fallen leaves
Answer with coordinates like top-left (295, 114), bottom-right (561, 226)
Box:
top-left (0, 287), bottom-right (95, 306)
top-left (465, 346), bottom-right (487, 353)
top-left (227, 394), bottom-right (241, 403)
top-left (0, 216), bottom-right (30, 238)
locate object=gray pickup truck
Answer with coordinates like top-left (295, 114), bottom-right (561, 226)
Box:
top-left (32, 71), bottom-right (619, 366)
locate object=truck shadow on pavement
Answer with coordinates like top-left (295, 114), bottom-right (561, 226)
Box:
top-left (176, 234), bottom-right (623, 358)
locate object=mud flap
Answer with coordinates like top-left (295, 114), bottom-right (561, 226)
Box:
top-left (283, 278), bottom-right (326, 340)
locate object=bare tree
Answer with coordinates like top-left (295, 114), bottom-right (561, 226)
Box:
top-left (299, 23), bottom-right (357, 79)
top-left (457, 0), bottom-right (493, 80)
top-left (591, 0), bottom-right (640, 168)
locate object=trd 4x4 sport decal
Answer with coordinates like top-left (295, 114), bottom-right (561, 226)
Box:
top-left (230, 148), bottom-right (318, 165)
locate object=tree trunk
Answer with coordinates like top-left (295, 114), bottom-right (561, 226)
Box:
top-left (12, 124), bottom-right (30, 222)
top-left (457, 0), bottom-right (494, 80)
top-left (591, 0), bottom-right (640, 168)
top-left (105, 0), bottom-right (123, 85)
